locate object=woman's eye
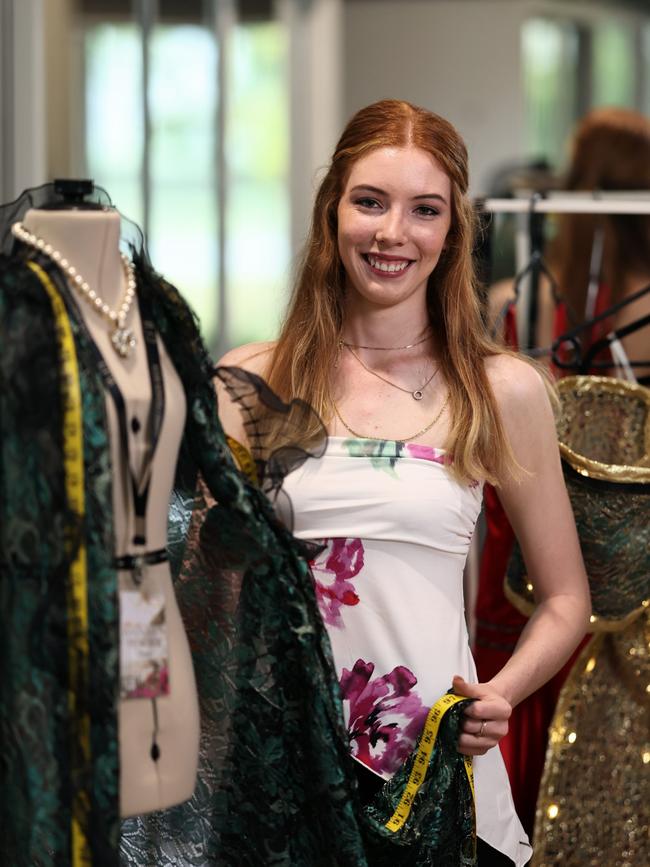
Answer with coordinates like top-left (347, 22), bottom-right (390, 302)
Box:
top-left (355, 197), bottom-right (381, 209)
top-left (415, 205), bottom-right (439, 217)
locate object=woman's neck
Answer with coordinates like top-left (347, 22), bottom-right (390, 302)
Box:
top-left (22, 208), bottom-right (125, 308)
top-left (341, 298), bottom-right (432, 351)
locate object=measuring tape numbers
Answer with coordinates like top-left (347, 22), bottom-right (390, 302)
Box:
top-left (384, 691), bottom-right (476, 834)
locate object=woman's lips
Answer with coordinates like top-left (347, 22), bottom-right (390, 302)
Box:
top-left (363, 253), bottom-right (413, 277)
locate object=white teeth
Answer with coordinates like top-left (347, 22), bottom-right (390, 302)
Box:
top-left (368, 255), bottom-right (409, 273)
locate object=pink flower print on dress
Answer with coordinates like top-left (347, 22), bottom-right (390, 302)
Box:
top-left (404, 443), bottom-right (480, 487)
top-left (404, 443), bottom-right (449, 465)
top-left (310, 537), bottom-right (365, 628)
top-left (339, 659), bottom-right (429, 777)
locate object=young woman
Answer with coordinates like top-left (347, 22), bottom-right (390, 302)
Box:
top-left (217, 99), bottom-right (590, 866)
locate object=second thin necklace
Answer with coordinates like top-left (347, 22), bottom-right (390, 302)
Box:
top-left (344, 343), bottom-right (439, 401)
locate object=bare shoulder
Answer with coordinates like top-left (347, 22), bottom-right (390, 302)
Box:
top-left (216, 340), bottom-right (276, 378)
top-left (484, 352), bottom-right (549, 404)
top-left (484, 352), bottom-right (555, 437)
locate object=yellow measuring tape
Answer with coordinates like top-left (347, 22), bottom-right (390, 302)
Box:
top-left (226, 434), bottom-right (259, 486)
top-left (28, 262), bottom-right (92, 867)
top-left (385, 692), bottom-right (476, 833)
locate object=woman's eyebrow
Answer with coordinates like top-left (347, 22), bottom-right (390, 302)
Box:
top-left (413, 193), bottom-right (447, 204)
top-left (349, 184), bottom-right (447, 205)
top-left (349, 184), bottom-right (387, 196)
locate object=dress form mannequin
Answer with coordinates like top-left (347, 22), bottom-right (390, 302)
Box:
top-left (22, 207), bottom-right (200, 817)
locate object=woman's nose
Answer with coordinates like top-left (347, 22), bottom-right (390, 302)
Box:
top-left (375, 208), bottom-right (407, 246)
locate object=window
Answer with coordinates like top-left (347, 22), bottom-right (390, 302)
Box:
top-left (148, 24), bottom-right (219, 342)
top-left (226, 22), bottom-right (289, 346)
top-left (592, 21), bottom-right (635, 108)
top-left (85, 24), bottom-right (144, 225)
top-left (640, 20), bottom-right (650, 115)
top-left (522, 17), bottom-right (579, 170)
top-left (83, 4), bottom-right (289, 351)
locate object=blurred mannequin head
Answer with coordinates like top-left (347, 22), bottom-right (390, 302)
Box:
top-left (553, 106), bottom-right (650, 314)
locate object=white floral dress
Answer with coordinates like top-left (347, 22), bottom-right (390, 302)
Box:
top-left (281, 437), bottom-right (532, 866)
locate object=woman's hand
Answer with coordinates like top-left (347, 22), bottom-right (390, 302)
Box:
top-left (452, 675), bottom-right (512, 757)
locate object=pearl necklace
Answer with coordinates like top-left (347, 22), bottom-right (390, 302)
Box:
top-left (12, 220), bottom-right (138, 358)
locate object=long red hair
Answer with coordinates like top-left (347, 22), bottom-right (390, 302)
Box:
top-left (551, 107), bottom-right (650, 320)
top-left (266, 99), bottom-right (517, 483)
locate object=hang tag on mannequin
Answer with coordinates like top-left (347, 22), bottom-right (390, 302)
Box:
top-left (119, 590), bottom-right (170, 700)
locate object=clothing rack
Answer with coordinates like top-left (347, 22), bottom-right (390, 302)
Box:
top-left (481, 192), bottom-right (650, 216)
top-left (478, 191), bottom-right (650, 348)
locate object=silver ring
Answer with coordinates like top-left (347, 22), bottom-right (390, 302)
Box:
top-left (478, 720), bottom-right (488, 738)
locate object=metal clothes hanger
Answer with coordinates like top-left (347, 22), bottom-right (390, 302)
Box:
top-left (552, 282), bottom-right (650, 372)
top-left (580, 305), bottom-right (650, 373)
top-left (491, 194), bottom-right (561, 347)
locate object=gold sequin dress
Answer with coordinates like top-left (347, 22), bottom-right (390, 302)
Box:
top-left (505, 377), bottom-right (650, 866)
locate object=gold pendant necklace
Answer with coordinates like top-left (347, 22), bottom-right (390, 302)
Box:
top-left (344, 344), bottom-right (439, 401)
top-left (331, 395), bottom-right (449, 443)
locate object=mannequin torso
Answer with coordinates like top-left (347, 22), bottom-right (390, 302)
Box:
top-left (22, 207), bottom-right (200, 817)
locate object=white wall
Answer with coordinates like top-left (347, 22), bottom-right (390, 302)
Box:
top-left (342, 0), bottom-right (650, 196)
top-left (1, 0), bottom-right (46, 200)
top-left (343, 0), bottom-right (525, 196)
top-left (281, 0), bottom-right (345, 253)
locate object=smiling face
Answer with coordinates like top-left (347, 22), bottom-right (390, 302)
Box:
top-left (337, 145), bottom-right (452, 312)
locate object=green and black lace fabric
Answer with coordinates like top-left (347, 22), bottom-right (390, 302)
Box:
top-left (1, 184), bottom-right (476, 867)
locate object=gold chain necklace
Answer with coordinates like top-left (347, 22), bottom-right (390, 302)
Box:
top-left (340, 329), bottom-right (431, 351)
top-left (344, 344), bottom-right (439, 401)
top-left (331, 395), bottom-right (449, 443)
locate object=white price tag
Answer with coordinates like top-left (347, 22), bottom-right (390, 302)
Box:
top-left (119, 591), bottom-right (170, 700)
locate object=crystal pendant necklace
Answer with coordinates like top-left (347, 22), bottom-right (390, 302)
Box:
top-left (12, 221), bottom-right (138, 358)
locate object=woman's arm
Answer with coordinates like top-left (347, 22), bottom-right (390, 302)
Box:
top-left (456, 354), bottom-right (591, 755)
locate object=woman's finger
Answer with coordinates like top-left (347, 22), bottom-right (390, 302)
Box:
top-left (457, 731), bottom-right (494, 755)
top-left (462, 698), bottom-right (511, 722)
top-left (461, 718), bottom-right (489, 737)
